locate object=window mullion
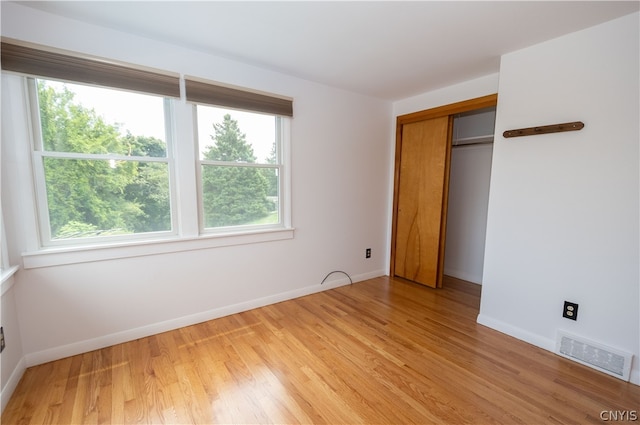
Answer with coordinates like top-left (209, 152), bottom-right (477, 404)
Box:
top-left (172, 100), bottom-right (200, 237)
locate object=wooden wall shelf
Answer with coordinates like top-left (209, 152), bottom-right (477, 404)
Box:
top-left (503, 121), bottom-right (584, 138)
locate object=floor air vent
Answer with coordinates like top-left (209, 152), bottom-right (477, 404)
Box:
top-left (556, 331), bottom-right (633, 381)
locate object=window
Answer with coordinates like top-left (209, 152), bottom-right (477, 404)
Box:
top-left (1, 40), bottom-right (293, 262)
top-left (185, 76), bottom-right (292, 234)
top-left (195, 105), bottom-right (283, 231)
top-left (29, 78), bottom-right (175, 245)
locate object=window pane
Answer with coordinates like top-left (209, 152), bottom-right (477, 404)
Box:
top-left (201, 164), bottom-right (279, 228)
top-left (37, 79), bottom-right (167, 156)
top-left (43, 158), bottom-right (171, 239)
top-left (196, 105), bottom-right (276, 164)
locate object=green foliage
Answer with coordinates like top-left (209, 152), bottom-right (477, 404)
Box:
top-left (55, 221), bottom-right (128, 239)
top-left (203, 114), bottom-right (256, 163)
top-left (121, 133), bottom-right (171, 232)
top-left (38, 82), bottom-right (276, 238)
top-left (201, 114), bottom-right (272, 227)
top-left (38, 82), bottom-right (122, 155)
top-left (262, 142), bottom-right (279, 197)
top-left (37, 81), bottom-right (171, 239)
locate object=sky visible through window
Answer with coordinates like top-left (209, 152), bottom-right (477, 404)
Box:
top-left (46, 81), bottom-right (276, 162)
top-left (45, 80), bottom-right (165, 141)
top-left (196, 105), bottom-right (276, 163)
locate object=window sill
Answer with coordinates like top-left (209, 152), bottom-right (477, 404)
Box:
top-left (22, 227), bottom-right (295, 269)
top-left (1, 265), bottom-right (20, 295)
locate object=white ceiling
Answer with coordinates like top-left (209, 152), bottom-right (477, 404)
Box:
top-left (16, 1), bottom-right (640, 100)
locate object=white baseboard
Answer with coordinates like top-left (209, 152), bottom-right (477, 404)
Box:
top-left (476, 313), bottom-right (556, 353)
top-left (632, 362), bottom-right (640, 386)
top-left (476, 314), bottom-right (640, 386)
top-left (1, 357), bottom-right (26, 414)
top-left (24, 270), bottom-right (386, 368)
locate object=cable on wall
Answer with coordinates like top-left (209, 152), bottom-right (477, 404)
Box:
top-left (320, 270), bottom-right (353, 285)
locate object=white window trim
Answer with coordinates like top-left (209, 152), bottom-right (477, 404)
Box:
top-left (21, 227), bottom-right (294, 269)
top-left (0, 207), bottom-right (19, 289)
top-left (1, 263), bottom-right (19, 299)
top-left (3, 70), bottom-right (294, 269)
top-left (28, 78), bottom-right (179, 246)
top-left (194, 106), bottom-right (290, 234)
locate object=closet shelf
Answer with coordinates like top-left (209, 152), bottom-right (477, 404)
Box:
top-left (452, 134), bottom-right (494, 146)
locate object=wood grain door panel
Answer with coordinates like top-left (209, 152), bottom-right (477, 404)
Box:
top-left (394, 116), bottom-right (451, 288)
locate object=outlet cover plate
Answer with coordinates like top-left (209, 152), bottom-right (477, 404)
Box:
top-left (563, 301), bottom-right (578, 320)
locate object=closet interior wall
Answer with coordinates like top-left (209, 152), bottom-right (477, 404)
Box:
top-left (444, 107), bottom-right (496, 284)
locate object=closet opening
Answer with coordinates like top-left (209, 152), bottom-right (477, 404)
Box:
top-left (444, 107), bottom-right (496, 285)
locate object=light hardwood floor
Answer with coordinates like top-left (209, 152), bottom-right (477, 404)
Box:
top-left (3, 276), bottom-right (639, 424)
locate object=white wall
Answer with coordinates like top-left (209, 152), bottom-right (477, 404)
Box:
top-left (479, 13), bottom-right (639, 384)
top-left (393, 73), bottom-right (499, 117)
top-left (1, 275), bottom-right (25, 412)
top-left (444, 144), bottom-right (493, 284)
top-left (0, 2), bottom-right (392, 372)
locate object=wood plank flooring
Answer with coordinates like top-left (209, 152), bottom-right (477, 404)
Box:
top-left (3, 276), bottom-right (639, 424)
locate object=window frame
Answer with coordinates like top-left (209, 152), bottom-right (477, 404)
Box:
top-left (27, 77), bottom-right (179, 247)
top-left (1, 40), bottom-right (294, 268)
top-left (193, 103), bottom-right (288, 235)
